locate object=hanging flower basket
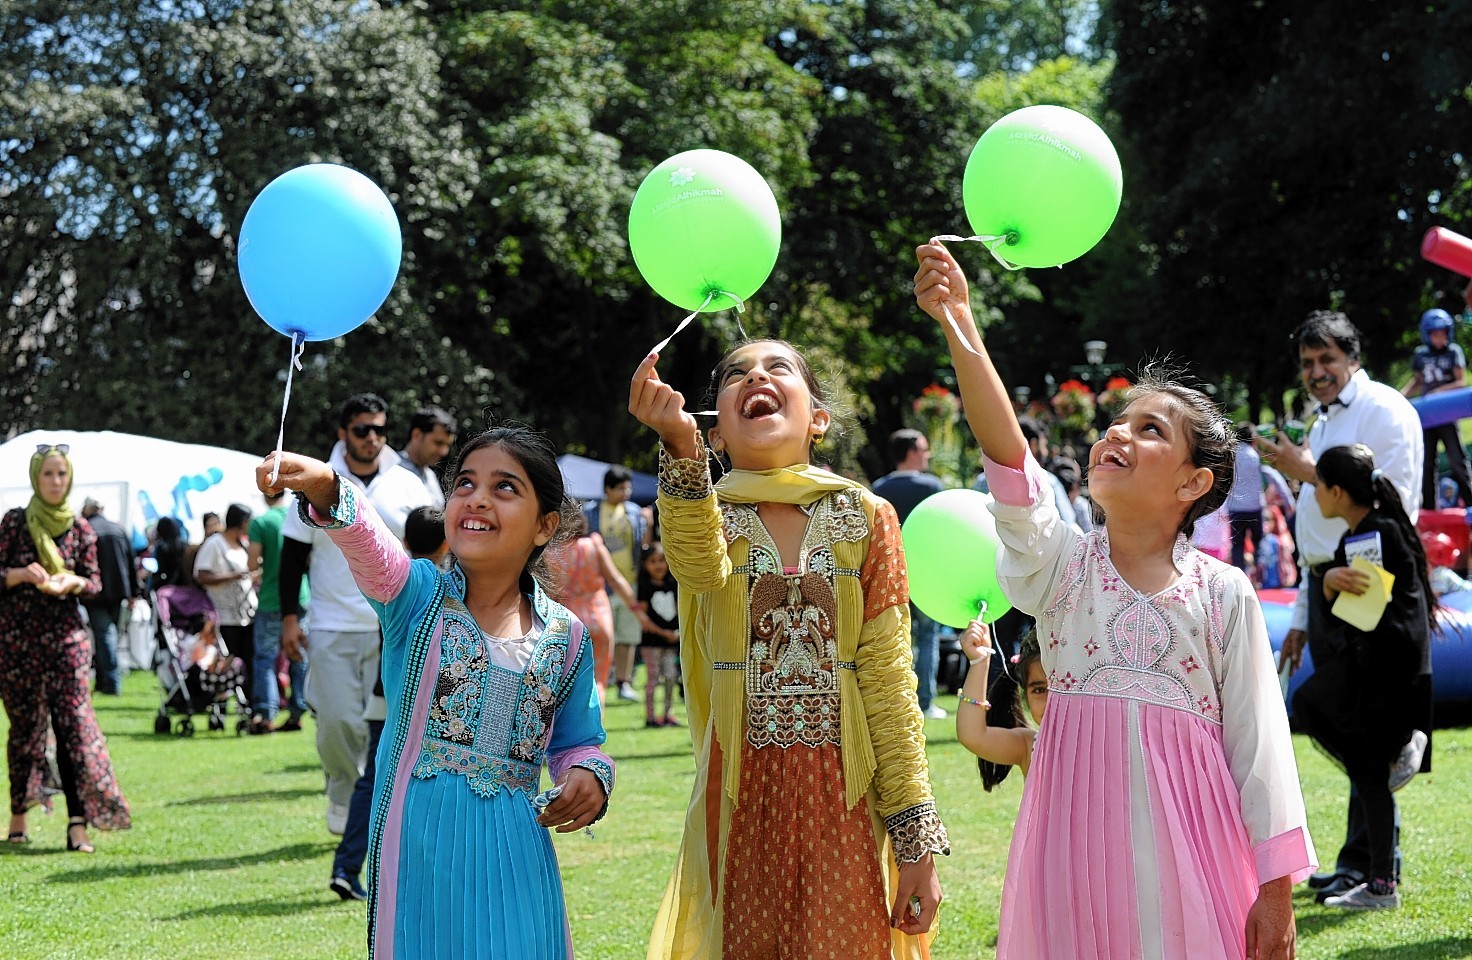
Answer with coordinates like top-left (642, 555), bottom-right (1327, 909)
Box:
top-left (1051, 380), bottom-right (1096, 434)
top-left (1097, 376), bottom-right (1133, 418)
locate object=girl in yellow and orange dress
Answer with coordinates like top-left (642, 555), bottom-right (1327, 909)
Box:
top-left (630, 340), bottom-right (948, 960)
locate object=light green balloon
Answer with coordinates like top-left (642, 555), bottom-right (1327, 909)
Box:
top-left (901, 489), bottom-right (1013, 629)
top-left (628, 149), bottom-right (781, 313)
top-left (963, 105), bottom-right (1123, 269)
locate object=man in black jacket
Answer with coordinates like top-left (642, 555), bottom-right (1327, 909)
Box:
top-left (81, 499), bottom-right (139, 696)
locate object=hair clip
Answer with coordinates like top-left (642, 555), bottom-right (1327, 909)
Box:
top-left (1009, 654), bottom-right (1021, 664)
top-left (1370, 467), bottom-right (1384, 482)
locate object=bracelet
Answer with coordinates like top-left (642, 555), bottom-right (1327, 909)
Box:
top-left (959, 694), bottom-right (991, 709)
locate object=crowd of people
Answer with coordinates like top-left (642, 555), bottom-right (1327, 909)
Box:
top-left (0, 261), bottom-right (1454, 957)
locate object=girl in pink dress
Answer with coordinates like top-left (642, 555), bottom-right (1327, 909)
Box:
top-left (915, 242), bottom-right (1315, 960)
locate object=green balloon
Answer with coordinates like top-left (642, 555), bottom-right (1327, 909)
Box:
top-left (901, 489), bottom-right (1013, 629)
top-left (962, 105), bottom-right (1123, 269)
top-left (628, 149), bottom-right (781, 313)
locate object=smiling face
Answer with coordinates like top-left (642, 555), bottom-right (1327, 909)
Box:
top-left (1299, 339), bottom-right (1359, 407)
top-left (709, 340), bottom-right (830, 471)
top-left (443, 445), bottom-right (560, 570)
top-left (1088, 393), bottom-right (1214, 521)
top-left (35, 454), bottom-right (70, 506)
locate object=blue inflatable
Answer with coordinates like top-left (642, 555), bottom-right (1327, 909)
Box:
top-left (1410, 385), bottom-right (1472, 429)
top-left (1262, 589), bottom-right (1472, 708)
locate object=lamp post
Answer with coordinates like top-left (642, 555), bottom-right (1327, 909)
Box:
top-left (1067, 339), bottom-right (1125, 434)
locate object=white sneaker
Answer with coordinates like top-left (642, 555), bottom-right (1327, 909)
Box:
top-left (1324, 881), bottom-right (1400, 910)
top-left (924, 704), bottom-right (948, 720)
top-left (1388, 729), bottom-right (1428, 793)
top-left (327, 800), bottom-right (349, 836)
top-left (616, 682), bottom-right (639, 702)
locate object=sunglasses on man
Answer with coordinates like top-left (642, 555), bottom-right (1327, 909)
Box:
top-left (348, 424), bottom-right (389, 439)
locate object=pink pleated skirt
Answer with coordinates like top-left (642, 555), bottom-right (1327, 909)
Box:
top-left (998, 694), bottom-right (1259, 960)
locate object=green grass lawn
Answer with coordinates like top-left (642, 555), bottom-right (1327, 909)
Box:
top-left (1, 672), bottom-right (1469, 959)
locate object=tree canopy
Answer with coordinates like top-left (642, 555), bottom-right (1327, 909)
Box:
top-left (5, 1), bottom-right (1471, 476)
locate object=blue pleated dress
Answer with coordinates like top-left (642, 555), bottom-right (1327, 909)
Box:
top-left (299, 480), bottom-right (615, 960)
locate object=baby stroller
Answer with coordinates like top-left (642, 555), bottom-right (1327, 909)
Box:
top-left (151, 585), bottom-right (250, 737)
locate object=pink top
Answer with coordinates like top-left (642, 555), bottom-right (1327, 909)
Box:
top-left (984, 452), bottom-right (1315, 959)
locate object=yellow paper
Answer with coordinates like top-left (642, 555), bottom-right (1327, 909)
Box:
top-left (1330, 557), bottom-right (1395, 632)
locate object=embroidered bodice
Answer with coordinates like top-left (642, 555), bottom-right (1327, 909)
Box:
top-left (723, 491), bottom-right (868, 749)
top-left (1039, 528), bottom-right (1230, 723)
top-left (412, 595), bottom-right (575, 796)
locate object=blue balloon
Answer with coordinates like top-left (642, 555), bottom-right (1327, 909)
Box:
top-left (190, 474), bottom-right (210, 492)
top-left (206, 467), bottom-right (224, 485)
top-left (238, 163), bottom-right (402, 342)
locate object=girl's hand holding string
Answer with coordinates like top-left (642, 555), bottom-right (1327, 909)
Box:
top-left (255, 451), bottom-right (339, 516)
top-left (912, 242), bottom-right (975, 332)
top-left (958, 618), bottom-right (993, 665)
top-left (536, 767), bottom-right (604, 833)
top-left (629, 353), bottom-right (700, 460)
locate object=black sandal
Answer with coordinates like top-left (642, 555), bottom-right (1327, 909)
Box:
top-left (6, 830), bottom-right (28, 844)
top-left (66, 818), bottom-right (94, 854)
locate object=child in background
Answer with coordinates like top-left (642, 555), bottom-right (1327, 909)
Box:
top-left (630, 340), bottom-right (947, 958)
top-left (403, 505), bottom-right (450, 569)
top-left (1422, 531), bottom-right (1470, 596)
top-left (637, 543), bottom-right (680, 727)
top-left (915, 241), bottom-right (1314, 960)
top-left (955, 623), bottom-right (1045, 787)
top-left (1295, 444), bottom-right (1433, 910)
top-left (258, 425), bottom-right (614, 960)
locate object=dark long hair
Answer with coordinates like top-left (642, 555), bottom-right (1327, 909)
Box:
top-left (977, 627), bottom-right (1043, 792)
top-left (1316, 444), bottom-right (1436, 618)
top-left (448, 424), bottom-right (579, 596)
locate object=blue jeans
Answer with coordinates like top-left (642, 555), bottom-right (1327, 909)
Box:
top-left (253, 609), bottom-right (309, 720)
top-left (84, 601), bottom-right (123, 695)
top-left (911, 604), bottom-right (939, 711)
top-left (333, 719), bottom-right (384, 879)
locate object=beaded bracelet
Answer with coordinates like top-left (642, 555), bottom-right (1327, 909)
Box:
top-left (959, 695), bottom-right (991, 709)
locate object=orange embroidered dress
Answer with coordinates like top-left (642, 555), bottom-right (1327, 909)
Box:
top-left (648, 447), bottom-right (949, 960)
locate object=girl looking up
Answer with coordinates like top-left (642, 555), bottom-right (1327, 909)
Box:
top-left (630, 340), bottom-right (948, 959)
top-left (914, 242), bottom-right (1314, 960)
top-left (258, 426), bottom-right (613, 960)
top-left (1295, 443), bottom-right (1432, 911)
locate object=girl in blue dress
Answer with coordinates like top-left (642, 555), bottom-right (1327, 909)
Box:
top-left (258, 426), bottom-right (614, 960)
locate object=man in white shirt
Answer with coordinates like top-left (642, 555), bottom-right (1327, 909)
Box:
top-left (1259, 310), bottom-right (1424, 903)
top-left (278, 393), bottom-right (432, 841)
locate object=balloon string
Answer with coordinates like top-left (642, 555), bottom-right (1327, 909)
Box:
top-left (648, 290), bottom-right (745, 356)
top-left (930, 232), bottom-right (1023, 272)
top-left (268, 332), bottom-right (306, 485)
top-left (940, 304), bottom-right (985, 360)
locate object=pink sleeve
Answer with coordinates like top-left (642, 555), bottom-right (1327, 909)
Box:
top-left (305, 478), bottom-right (412, 603)
top-left (980, 451), bottom-right (1052, 507)
top-left (1254, 826), bottom-right (1315, 885)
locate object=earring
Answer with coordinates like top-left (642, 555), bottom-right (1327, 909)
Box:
top-left (812, 432), bottom-right (825, 445)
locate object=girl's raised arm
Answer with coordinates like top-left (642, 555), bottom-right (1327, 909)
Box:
top-left (913, 242), bottom-right (1028, 470)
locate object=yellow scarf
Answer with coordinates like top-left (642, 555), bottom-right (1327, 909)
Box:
top-left (716, 463), bottom-right (859, 506)
top-left (26, 446), bottom-right (75, 575)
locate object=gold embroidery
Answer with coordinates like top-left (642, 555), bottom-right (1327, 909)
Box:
top-left (744, 495), bottom-right (854, 749)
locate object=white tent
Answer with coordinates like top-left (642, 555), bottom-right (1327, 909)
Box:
top-left (0, 430), bottom-right (271, 546)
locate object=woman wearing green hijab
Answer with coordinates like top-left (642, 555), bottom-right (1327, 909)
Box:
top-left (0, 444), bottom-right (131, 850)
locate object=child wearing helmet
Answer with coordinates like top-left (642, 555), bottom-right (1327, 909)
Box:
top-left (1402, 307), bottom-right (1472, 510)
